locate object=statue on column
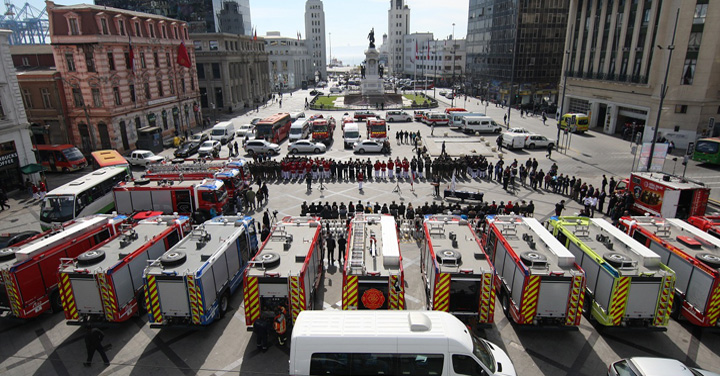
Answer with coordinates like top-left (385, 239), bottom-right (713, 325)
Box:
top-left (367, 28), bottom-right (375, 49)
top-left (379, 64), bottom-right (384, 78)
top-left (361, 65), bottom-right (366, 79)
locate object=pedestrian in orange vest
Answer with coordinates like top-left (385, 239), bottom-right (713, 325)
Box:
top-left (274, 306), bottom-right (287, 345)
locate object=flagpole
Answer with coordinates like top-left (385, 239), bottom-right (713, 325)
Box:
top-left (433, 39), bottom-right (437, 98)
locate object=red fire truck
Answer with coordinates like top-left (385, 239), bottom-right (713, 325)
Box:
top-left (0, 214), bottom-right (129, 319)
top-left (143, 168), bottom-right (246, 198)
top-left (113, 178), bottom-right (229, 219)
top-left (311, 117), bottom-right (336, 146)
top-left (421, 215), bottom-right (496, 325)
top-left (614, 172), bottom-right (709, 219)
top-left (687, 215), bottom-right (720, 239)
top-left (243, 216), bottom-right (324, 327)
top-left (342, 214), bottom-right (405, 310)
top-left (483, 215), bottom-right (586, 327)
top-left (620, 216), bottom-right (720, 327)
top-left (366, 118), bottom-right (388, 141)
top-left (58, 215), bottom-right (191, 324)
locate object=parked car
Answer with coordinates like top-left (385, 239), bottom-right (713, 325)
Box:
top-left (174, 142), bottom-right (200, 158)
top-left (198, 140), bottom-right (221, 157)
top-left (235, 124), bottom-right (255, 138)
top-left (385, 110), bottom-right (413, 122)
top-left (353, 139), bottom-right (389, 154)
top-left (288, 140), bottom-right (327, 154)
top-left (423, 112), bottom-right (450, 126)
top-left (524, 134), bottom-right (555, 149)
top-left (354, 110), bottom-right (378, 121)
top-left (608, 357), bottom-right (720, 376)
top-left (0, 231), bottom-right (40, 249)
top-left (309, 90), bottom-right (324, 96)
top-left (507, 127), bottom-right (531, 134)
top-left (414, 110), bottom-right (428, 122)
top-left (127, 150), bottom-right (165, 167)
top-left (329, 87), bottom-right (343, 94)
top-left (189, 133), bottom-right (209, 143)
top-left (244, 139), bottom-right (281, 155)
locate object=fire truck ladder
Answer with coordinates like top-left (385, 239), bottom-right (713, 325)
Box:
top-left (499, 219), bottom-right (518, 237)
top-left (650, 219), bottom-right (671, 238)
top-left (146, 162), bottom-right (227, 174)
top-left (349, 216), bottom-right (366, 275)
top-left (571, 219), bottom-right (590, 237)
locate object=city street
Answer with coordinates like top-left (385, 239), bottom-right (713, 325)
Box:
top-left (0, 88), bottom-right (718, 375)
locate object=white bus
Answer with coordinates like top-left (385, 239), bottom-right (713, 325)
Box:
top-left (39, 167), bottom-right (130, 230)
top-left (289, 310), bottom-right (516, 376)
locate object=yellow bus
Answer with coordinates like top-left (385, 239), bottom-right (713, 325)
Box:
top-left (91, 150), bottom-right (130, 172)
top-left (558, 113), bottom-right (589, 133)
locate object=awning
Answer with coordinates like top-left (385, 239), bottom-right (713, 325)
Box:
top-left (20, 163), bottom-right (44, 174)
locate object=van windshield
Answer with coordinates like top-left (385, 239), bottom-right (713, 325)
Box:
top-left (290, 127), bottom-right (303, 134)
top-left (470, 332), bottom-right (496, 373)
top-left (211, 129), bottom-right (226, 136)
top-left (345, 131), bottom-right (360, 138)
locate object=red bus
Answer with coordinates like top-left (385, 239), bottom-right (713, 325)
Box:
top-left (255, 113), bottom-right (292, 143)
top-left (35, 144), bottom-right (87, 172)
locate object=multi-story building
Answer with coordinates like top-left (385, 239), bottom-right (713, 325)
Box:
top-left (304, 0), bottom-right (327, 81)
top-left (217, 0), bottom-right (252, 36)
top-left (561, 0), bottom-right (720, 149)
top-left (192, 32), bottom-right (270, 113)
top-left (388, 0), bottom-right (410, 76)
top-left (0, 30), bottom-right (39, 192)
top-left (94, 0), bottom-right (225, 33)
top-left (47, 1), bottom-right (201, 154)
top-left (403, 34), bottom-right (466, 86)
top-left (264, 32), bottom-right (312, 90)
top-left (11, 44), bottom-right (71, 146)
top-left (466, 0), bottom-right (569, 105)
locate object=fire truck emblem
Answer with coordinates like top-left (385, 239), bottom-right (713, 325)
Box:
top-left (361, 288), bottom-right (385, 309)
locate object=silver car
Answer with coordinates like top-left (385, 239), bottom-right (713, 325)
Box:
top-left (353, 139), bottom-right (387, 154)
top-left (608, 357), bottom-right (720, 376)
top-left (198, 140), bottom-right (221, 157)
top-left (244, 139), bottom-right (281, 155)
top-left (288, 140), bottom-right (326, 154)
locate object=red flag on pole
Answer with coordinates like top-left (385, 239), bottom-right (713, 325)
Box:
top-left (176, 41), bottom-right (191, 68)
top-left (254, 28), bottom-right (257, 41)
top-left (127, 33), bottom-right (134, 74)
top-left (427, 40), bottom-right (430, 59)
top-left (414, 40), bottom-right (418, 62)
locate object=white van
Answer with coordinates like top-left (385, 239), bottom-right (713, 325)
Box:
top-left (289, 119), bottom-right (311, 142)
top-left (210, 121), bottom-right (234, 144)
top-left (343, 122), bottom-right (361, 149)
top-left (289, 310), bottom-right (516, 376)
top-left (462, 116), bottom-right (502, 134)
top-left (501, 132), bottom-right (526, 150)
top-left (450, 112), bottom-right (485, 128)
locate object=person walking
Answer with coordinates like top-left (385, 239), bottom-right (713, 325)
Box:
top-left (431, 123), bottom-right (435, 136)
top-left (555, 200), bottom-right (565, 217)
top-left (84, 326), bottom-right (110, 367)
top-left (326, 235), bottom-right (336, 265)
top-left (305, 172), bottom-right (312, 191)
top-left (337, 235), bottom-right (347, 266)
top-left (357, 170), bottom-right (364, 191)
top-left (546, 143), bottom-right (553, 159)
top-left (0, 188), bottom-right (9, 211)
top-left (253, 314), bottom-right (269, 351)
top-left (273, 306), bottom-right (287, 345)
top-left (263, 210), bottom-right (271, 229)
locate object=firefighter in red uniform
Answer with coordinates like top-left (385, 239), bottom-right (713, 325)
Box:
top-left (380, 160), bottom-right (387, 179)
top-left (374, 160), bottom-right (381, 180)
top-left (274, 306), bottom-right (287, 345)
top-left (402, 158), bottom-right (410, 179)
top-left (387, 159), bottom-right (395, 179)
top-left (357, 170), bottom-right (364, 191)
top-left (323, 159), bottom-right (331, 179)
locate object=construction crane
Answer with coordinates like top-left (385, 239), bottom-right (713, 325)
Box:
top-left (0, 1), bottom-right (49, 45)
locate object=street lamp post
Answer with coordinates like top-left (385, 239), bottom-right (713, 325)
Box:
top-left (451, 23), bottom-right (456, 107)
top-left (645, 9), bottom-right (679, 172)
top-left (559, 49), bottom-right (570, 141)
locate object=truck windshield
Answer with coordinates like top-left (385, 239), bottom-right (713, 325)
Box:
top-left (62, 147), bottom-right (85, 161)
top-left (345, 131), bottom-right (360, 138)
top-left (470, 332), bottom-right (496, 374)
top-left (40, 195), bottom-right (75, 223)
top-left (314, 124), bottom-right (329, 133)
top-left (290, 127), bottom-right (303, 134)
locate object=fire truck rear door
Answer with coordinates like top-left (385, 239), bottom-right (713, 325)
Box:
top-left (449, 278), bottom-right (481, 314)
top-left (537, 279), bottom-right (571, 317)
top-left (661, 190), bottom-right (680, 218)
top-left (156, 278), bottom-right (190, 316)
top-left (626, 279), bottom-right (662, 318)
top-left (70, 274), bottom-right (103, 314)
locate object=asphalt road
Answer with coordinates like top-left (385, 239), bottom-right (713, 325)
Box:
top-left (0, 87), bottom-right (718, 375)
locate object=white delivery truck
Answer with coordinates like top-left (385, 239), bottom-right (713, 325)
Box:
top-left (144, 216), bottom-right (258, 327)
top-left (449, 112), bottom-right (485, 128)
top-left (462, 116), bottom-right (502, 134)
top-left (210, 121), bottom-right (235, 144)
top-left (289, 310), bottom-right (517, 376)
top-left (343, 122), bottom-right (362, 149)
top-left (288, 119), bottom-right (310, 143)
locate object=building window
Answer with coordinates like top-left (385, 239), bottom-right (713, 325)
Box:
top-left (21, 57), bottom-right (29, 66)
top-left (181, 78), bottom-right (186, 92)
top-left (190, 77), bottom-right (195, 91)
top-left (135, 22), bottom-right (141, 37)
top-left (682, 59), bottom-right (696, 85)
top-left (100, 18), bottom-right (109, 35)
top-left (107, 52), bottom-right (115, 70)
top-left (154, 52), bottom-right (159, 68)
top-left (85, 50), bottom-right (95, 72)
top-left (210, 40), bottom-right (219, 50)
top-left (688, 32), bottom-right (703, 52)
top-left (144, 82), bottom-right (151, 99)
top-left (197, 63), bottom-right (205, 79)
top-left (140, 52), bottom-right (146, 68)
top-left (157, 80), bottom-right (164, 97)
top-left (92, 88), bottom-right (102, 107)
top-left (165, 53), bottom-right (170, 67)
top-left (169, 78), bottom-right (175, 95)
top-left (130, 84), bottom-right (136, 102)
top-left (694, 4), bottom-right (708, 24)
top-left (22, 89), bottom-right (33, 109)
top-left (69, 18), bottom-right (80, 35)
top-left (212, 63), bottom-right (221, 79)
top-left (113, 87), bottom-right (121, 105)
top-left (675, 105), bottom-right (688, 114)
top-left (0, 99), bottom-right (4, 118)
top-left (65, 53), bottom-right (76, 72)
top-left (162, 25), bottom-right (167, 38)
top-left (41, 88), bottom-right (52, 108)
top-left (148, 23), bottom-right (155, 38)
top-left (173, 26), bottom-right (178, 39)
top-left (118, 19), bottom-right (126, 36)
top-left (72, 88), bottom-right (84, 107)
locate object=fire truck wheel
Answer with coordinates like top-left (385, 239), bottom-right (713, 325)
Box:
top-left (696, 253), bottom-right (720, 268)
top-left (603, 252), bottom-right (632, 268)
top-left (50, 290), bottom-right (63, 313)
top-left (436, 249), bottom-right (462, 264)
top-left (77, 250), bottom-right (106, 265)
top-left (670, 293), bottom-right (682, 320)
top-left (219, 292), bottom-right (230, 317)
top-left (134, 178), bottom-right (151, 186)
top-left (257, 252), bottom-right (281, 267)
top-left (0, 248), bottom-right (16, 261)
top-left (500, 292), bottom-right (511, 319)
top-left (138, 292), bottom-right (148, 314)
top-left (160, 251), bottom-right (187, 266)
top-left (520, 251), bottom-right (547, 266)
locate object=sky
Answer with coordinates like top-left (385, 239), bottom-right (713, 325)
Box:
top-left (19, 0), bottom-right (468, 66)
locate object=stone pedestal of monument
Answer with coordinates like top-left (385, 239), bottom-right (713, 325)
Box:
top-left (361, 48), bottom-right (383, 96)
